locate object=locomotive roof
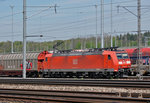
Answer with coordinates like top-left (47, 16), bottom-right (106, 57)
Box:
top-left (53, 50), bottom-right (104, 57)
top-left (54, 47), bottom-right (119, 53)
top-left (52, 47), bottom-right (126, 57)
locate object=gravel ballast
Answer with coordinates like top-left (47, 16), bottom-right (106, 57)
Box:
top-left (0, 84), bottom-right (149, 94)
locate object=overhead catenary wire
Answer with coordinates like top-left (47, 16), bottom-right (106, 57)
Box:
top-left (0, 0), bottom-right (145, 21)
top-left (28, 10), bottom-right (130, 32)
top-left (59, 0), bottom-right (137, 10)
top-left (0, 12), bottom-right (148, 37)
top-left (27, 7), bottom-right (52, 19)
top-left (0, 0), bottom-right (149, 43)
top-left (29, 11), bottom-right (144, 36)
top-left (0, 0), bottom-right (145, 20)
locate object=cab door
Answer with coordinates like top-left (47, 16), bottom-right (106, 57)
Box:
top-left (107, 55), bottom-right (112, 69)
top-left (104, 54), bottom-right (112, 69)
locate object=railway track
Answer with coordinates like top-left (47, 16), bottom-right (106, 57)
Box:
top-left (0, 88), bottom-right (149, 103)
top-left (0, 78), bottom-right (149, 88)
top-left (0, 78), bottom-right (150, 88)
top-left (0, 78), bottom-right (149, 102)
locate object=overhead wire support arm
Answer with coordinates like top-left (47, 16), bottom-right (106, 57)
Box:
top-left (27, 5), bottom-right (59, 8)
top-left (117, 5), bottom-right (137, 17)
top-left (27, 4), bottom-right (58, 19)
top-left (122, 6), bottom-right (138, 17)
top-left (26, 35), bottom-right (43, 37)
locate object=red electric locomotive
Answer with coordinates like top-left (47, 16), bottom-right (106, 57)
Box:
top-left (125, 48), bottom-right (150, 64)
top-left (38, 45), bottom-right (131, 78)
top-left (0, 41), bottom-right (131, 78)
top-left (124, 48), bottom-right (150, 75)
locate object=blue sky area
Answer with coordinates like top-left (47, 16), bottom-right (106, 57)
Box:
top-left (0, 0), bottom-right (150, 42)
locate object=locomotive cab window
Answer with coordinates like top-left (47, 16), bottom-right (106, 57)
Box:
top-left (117, 53), bottom-right (122, 59)
top-left (45, 57), bottom-right (48, 62)
top-left (122, 53), bottom-right (128, 59)
top-left (117, 53), bottom-right (128, 59)
top-left (108, 55), bottom-right (111, 60)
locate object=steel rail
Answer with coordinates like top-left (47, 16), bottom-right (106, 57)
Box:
top-left (0, 88), bottom-right (149, 103)
top-left (0, 78), bottom-right (149, 88)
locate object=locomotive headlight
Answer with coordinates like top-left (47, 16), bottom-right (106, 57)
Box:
top-left (119, 61), bottom-right (123, 64)
top-left (126, 61), bottom-right (131, 64)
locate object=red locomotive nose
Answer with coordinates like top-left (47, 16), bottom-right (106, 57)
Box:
top-left (118, 59), bottom-right (131, 69)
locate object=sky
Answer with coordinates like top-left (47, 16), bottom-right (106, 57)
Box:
top-left (0, 0), bottom-right (150, 42)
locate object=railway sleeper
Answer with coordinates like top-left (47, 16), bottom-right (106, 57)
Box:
top-left (118, 92), bottom-right (150, 98)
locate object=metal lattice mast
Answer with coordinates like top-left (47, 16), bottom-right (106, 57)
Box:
top-left (110, 0), bottom-right (113, 47)
top-left (95, 5), bottom-right (98, 48)
top-left (101, 0), bottom-right (104, 48)
top-left (23, 0), bottom-right (27, 79)
top-left (137, 0), bottom-right (141, 79)
top-left (10, 6), bottom-right (14, 53)
top-left (117, 0), bottom-right (142, 78)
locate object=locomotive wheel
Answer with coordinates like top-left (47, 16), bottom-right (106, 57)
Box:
top-left (38, 73), bottom-right (43, 78)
